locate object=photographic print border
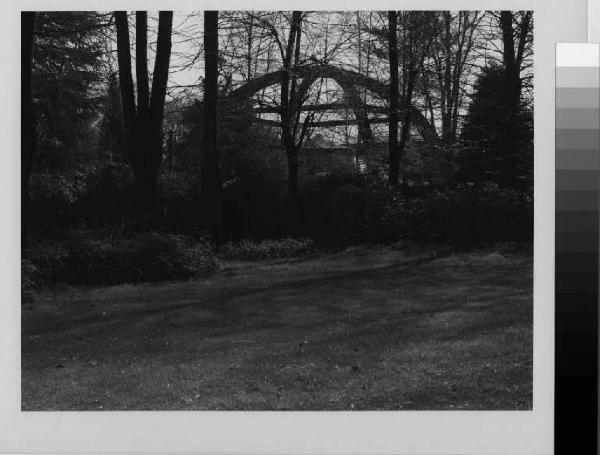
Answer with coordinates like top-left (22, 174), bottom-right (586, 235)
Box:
top-left (0, 0), bottom-right (592, 453)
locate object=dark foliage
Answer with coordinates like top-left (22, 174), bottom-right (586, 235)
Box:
top-left (23, 230), bottom-right (219, 289)
top-left (320, 177), bottom-right (532, 245)
top-left (457, 63), bottom-right (533, 188)
top-left (97, 73), bottom-right (128, 163)
top-left (29, 163), bottom-right (134, 231)
top-left (23, 11), bottom-right (534, 291)
top-left (28, 156), bottom-right (532, 249)
top-left (32, 12), bottom-right (108, 171)
top-left (176, 100), bottom-right (287, 237)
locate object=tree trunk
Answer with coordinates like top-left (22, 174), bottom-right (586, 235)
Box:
top-left (129, 119), bottom-right (163, 228)
top-left (287, 147), bottom-right (299, 203)
top-left (499, 11), bottom-right (526, 182)
top-left (281, 12), bottom-right (302, 228)
top-left (133, 168), bottom-right (159, 229)
top-left (150, 12), bottom-right (173, 124)
top-left (286, 146), bottom-right (299, 232)
top-left (21, 12), bottom-right (36, 249)
top-left (440, 12), bottom-right (453, 143)
top-left (202, 10), bottom-right (223, 244)
top-left (500, 11), bottom-right (523, 122)
top-left (136, 12), bottom-right (149, 110)
top-left (115, 10), bottom-right (173, 230)
top-left (388, 11), bottom-right (400, 186)
top-left (397, 68), bottom-right (416, 190)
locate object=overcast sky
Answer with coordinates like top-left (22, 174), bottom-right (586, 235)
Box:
top-left (112, 11), bottom-right (529, 143)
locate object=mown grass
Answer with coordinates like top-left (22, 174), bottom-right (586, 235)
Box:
top-left (21, 243), bottom-right (532, 410)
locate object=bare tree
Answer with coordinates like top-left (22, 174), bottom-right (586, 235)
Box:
top-left (202, 10), bottom-right (223, 244)
top-left (279, 11), bottom-right (313, 224)
top-left (389, 12), bottom-right (435, 187)
top-left (499, 11), bottom-right (532, 117)
top-left (429, 11), bottom-right (482, 143)
top-left (115, 10), bottom-right (173, 229)
top-left (388, 11), bottom-right (399, 186)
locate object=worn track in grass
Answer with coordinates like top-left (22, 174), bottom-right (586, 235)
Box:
top-left (22, 244), bottom-right (533, 410)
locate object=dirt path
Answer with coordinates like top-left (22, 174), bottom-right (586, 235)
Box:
top-left (22, 245), bottom-right (533, 410)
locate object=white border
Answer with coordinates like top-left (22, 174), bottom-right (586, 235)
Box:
top-left (0, 0), bottom-right (587, 453)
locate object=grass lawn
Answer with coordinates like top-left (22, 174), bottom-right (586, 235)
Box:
top-left (21, 243), bottom-right (533, 410)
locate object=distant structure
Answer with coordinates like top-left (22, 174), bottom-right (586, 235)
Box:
top-left (218, 63), bottom-right (440, 147)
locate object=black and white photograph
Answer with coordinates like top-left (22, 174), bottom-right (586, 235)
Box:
top-left (21, 10), bottom-right (534, 411)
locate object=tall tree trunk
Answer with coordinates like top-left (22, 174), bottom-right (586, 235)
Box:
top-left (440, 12), bottom-right (453, 143)
top-left (202, 10), bottom-right (222, 244)
top-left (281, 11), bottom-right (302, 228)
top-left (22, 12), bottom-right (36, 249)
top-left (115, 11), bottom-right (173, 230)
top-left (499, 11), bottom-right (528, 183)
top-left (136, 12), bottom-right (149, 111)
top-left (397, 67), bottom-right (416, 190)
top-left (388, 11), bottom-right (400, 186)
top-left (287, 146), bottom-right (299, 208)
top-left (500, 11), bottom-right (521, 117)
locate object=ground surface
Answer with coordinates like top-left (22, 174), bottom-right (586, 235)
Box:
top-left (22, 243), bottom-right (533, 410)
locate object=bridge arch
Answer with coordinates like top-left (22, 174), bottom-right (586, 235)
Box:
top-left (219, 63), bottom-right (440, 145)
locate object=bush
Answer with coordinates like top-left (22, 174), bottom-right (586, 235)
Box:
top-left (29, 171), bottom-right (90, 230)
top-left (126, 232), bottom-right (219, 283)
top-left (29, 164), bottom-right (134, 232)
top-left (25, 242), bottom-right (71, 282)
top-left (24, 231), bottom-right (220, 287)
top-left (220, 238), bottom-right (315, 261)
top-left (403, 184), bottom-right (533, 241)
top-left (324, 177), bottom-right (405, 244)
top-left (323, 179), bottom-right (532, 244)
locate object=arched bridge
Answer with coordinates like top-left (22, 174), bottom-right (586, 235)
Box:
top-left (218, 63), bottom-right (439, 146)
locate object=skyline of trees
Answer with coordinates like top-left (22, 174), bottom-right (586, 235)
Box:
top-left (22, 10), bottom-right (534, 241)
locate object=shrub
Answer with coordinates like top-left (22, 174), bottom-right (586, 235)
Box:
top-left (29, 164), bottom-right (134, 231)
top-left (126, 232), bottom-right (219, 283)
top-left (29, 171), bottom-right (90, 230)
top-left (181, 238), bottom-right (221, 277)
top-left (220, 238), bottom-right (315, 261)
top-left (323, 179), bottom-right (532, 244)
top-left (324, 177), bottom-right (406, 244)
top-left (25, 242), bottom-right (71, 283)
top-left (63, 237), bottom-right (132, 284)
top-left (24, 231), bottom-right (220, 287)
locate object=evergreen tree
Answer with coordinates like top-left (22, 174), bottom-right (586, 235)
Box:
top-left (458, 63), bottom-right (533, 187)
top-left (32, 12), bottom-right (108, 170)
